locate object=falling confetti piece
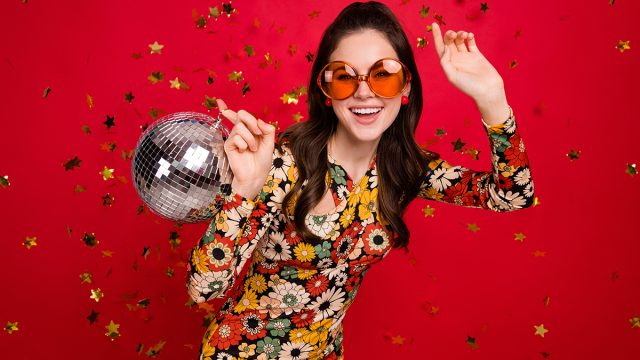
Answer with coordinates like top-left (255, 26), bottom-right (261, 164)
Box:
top-left (419, 5), bottom-right (430, 18)
top-left (509, 59), bottom-right (519, 69)
top-left (534, 324), bottom-right (548, 337)
top-left (241, 82), bottom-right (251, 96)
top-left (625, 163), bottom-right (637, 176)
top-left (244, 44), bottom-right (255, 57)
top-left (105, 320), bottom-right (120, 340)
top-left (80, 272), bottom-right (93, 284)
top-left (567, 149), bottom-right (581, 160)
top-left (480, 3), bottom-right (489, 12)
top-left (422, 205), bottom-right (435, 217)
top-left (148, 41), bottom-right (164, 54)
top-left (100, 166), bottom-right (115, 180)
top-left (124, 91), bottom-right (134, 103)
top-left (616, 40), bottom-right (630, 53)
top-left (451, 138), bottom-right (465, 152)
top-left (81, 124), bottom-right (91, 134)
top-left (86, 94), bottom-right (95, 108)
top-left (629, 316), bottom-right (640, 328)
top-left (467, 223), bottom-right (480, 232)
top-left (228, 71), bottom-right (244, 83)
top-left (87, 309), bottom-right (99, 325)
top-left (466, 335), bottom-right (478, 349)
top-left (221, 2), bottom-right (235, 17)
top-left (209, 6), bottom-right (220, 20)
top-left (417, 37), bottom-right (427, 48)
top-left (82, 232), bottom-right (98, 247)
top-left (0, 175), bottom-right (9, 188)
top-left (43, 86), bottom-right (51, 98)
top-left (514, 232), bottom-right (526, 242)
top-left (145, 340), bottom-right (167, 356)
top-left (544, 295), bottom-right (550, 307)
top-left (3, 321), bottom-right (19, 334)
top-left (102, 193), bottom-right (115, 207)
top-left (292, 112), bottom-right (304, 122)
top-left (148, 71), bottom-right (164, 84)
top-left (104, 115), bottom-right (115, 129)
top-left (91, 288), bottom-right (104, 302)
top-left (64, 156), bottom-right (82, 171)
top-left (23, 236), bottom-right (37, 249)
top-left (465, 147), bottom-right (479, 160)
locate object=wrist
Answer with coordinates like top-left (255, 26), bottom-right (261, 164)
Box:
top-left (231, 179), bottom-right (261, 200)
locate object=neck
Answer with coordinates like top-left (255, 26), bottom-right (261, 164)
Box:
top-left (328, 128), bottom-right (379, 169)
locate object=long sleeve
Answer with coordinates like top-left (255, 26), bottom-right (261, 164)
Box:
top-left (417, 108), bottom-right (535, 212)
top-left (186, 176), bottom-right (275, 304)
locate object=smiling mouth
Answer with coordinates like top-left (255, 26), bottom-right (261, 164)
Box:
top-left (349, 107), bottom-right (383, 115)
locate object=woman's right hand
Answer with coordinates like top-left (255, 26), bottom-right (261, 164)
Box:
top-left (217, 98), bottom-right (275, 200)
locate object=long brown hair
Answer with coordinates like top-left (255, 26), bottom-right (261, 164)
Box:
top-left (276, 1), bottom-right (439, 252)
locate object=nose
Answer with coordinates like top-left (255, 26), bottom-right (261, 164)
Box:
top-left (353, 77), bottom-right (375, 99)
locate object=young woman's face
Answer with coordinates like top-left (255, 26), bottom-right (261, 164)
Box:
top-left (328, 29), bottom-right (410, 145)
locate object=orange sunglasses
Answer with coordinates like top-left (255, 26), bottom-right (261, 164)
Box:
top-left (317, 58), bottom-right (412, 100)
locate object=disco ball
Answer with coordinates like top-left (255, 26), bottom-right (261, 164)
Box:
top-left (131, 112), bottom-right (233, 224)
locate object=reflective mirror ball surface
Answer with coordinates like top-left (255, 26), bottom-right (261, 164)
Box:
top-left (131, 112), bottom-right (233, 224)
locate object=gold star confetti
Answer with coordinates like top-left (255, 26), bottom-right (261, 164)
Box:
top-left (203, 95), bottom-right (217, 111)
top-left (533, 196), bottom-right (540, 207)
top-left (81, 124), bottom-right (91, 134)
top-left (145, 340), bottom-right (167, 356)
top-left (105, 320), bottom-right (120, 340)
top-left (104, 115), bottom-right (115, 129)
top-left (148, 41), bottom-right (164, 54)
top-left (74, 184), bottom-right (86, 193)
top-left (288, 43), bottom-right (298, 55)
top-left (292, 112), bottom-right (304, 122)
top-left (124, 91), bottom-right (134, 103)
top-left (534, 324), bottom-right (548, 337)
top-left (82, 232), bottom-right (98, 247)
top-left (259, 52), bottom-right (273, 69)
top-left (102, 250), bottom-right (114, 257)
top-left (244, 44), bottom-right (255, 57)
top-left (465, 147), bottom-right (479, 160)
top-left (514, 232), bottom-right (526, 242)
top-left (533, 250), bottom-right (546, 257)
top-left (90, 288), bottom-right (104, 302)
top-left (169, 77), bottom-right (182, 89)
top-left (629, 316), bottom-right (640, 328)
top-left (417, 37), bottom-right (427, 48)
top-left (451, 138), bottom-right (465, 152)
top-left (616, 40), bottom-right (630, 53)
top-left (567, 149), bottom-right (580, 160)
top-left (148, 71), bottom-right (164, 84)
top-left (1, 175), bottom-right (10, 188)
top-left (419, 5), bottom-right (430, 18)
top-left (43, 86), bottom-right (51, 98)
top-left (228, 71), bottom-right (244, 83)
top-left (308, 10), bottom-right (320, 19)
top-left (221, 2), bottom-right (236, 17)
top-left (209, 6), bottom-right (220, 20)
top-left (509, 59), bottom-right (519, 69)
top-left (64, 156), bottom-right (82, 171)
top-left (626, 163), bottom-right (637, 176)
top-left (544, 295), bottom-right (550, 307)
top-left (480, 3), bottom-right (489, 13)
top-left (467, 223), bottom-right (480, 232)
top-left (87, 309), bottom-right (99, 325)
top-left (23, 236), bottom-right (37, 249)
top-left (100, 166), bottom-right (115, 180)
top-left (3, 321), bottom-right (18, 334)
top-left (86, 94), bottom-right (95, 108)
top-left (100, 142), bottom-right (117, 152)
top-left (422, 205), bottom-right (435, 217)
top-left (465, 335), bottom-right (478, 349)
top-left (80, 272), bottom-right (93, 284)
top-left (102, 193), bottom-right (115, 207)
top-left (241, 82), bottom-right (251, 96)
top-left (391, 334), bottom-right (405, 345)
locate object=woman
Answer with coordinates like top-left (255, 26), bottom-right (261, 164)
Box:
top-left (187, 2), bottom-right (534, 359)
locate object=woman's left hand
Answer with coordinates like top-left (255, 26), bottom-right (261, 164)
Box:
top-left (431, 22), bottom-right (505, 103)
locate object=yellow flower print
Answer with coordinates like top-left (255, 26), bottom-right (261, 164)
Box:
top-left (358, 188), bottom-right (378, 220)
top-left (298, 268), bottom-right (318, 280)
top-left (498, 162), bottom-right (516, 177)
top-left (214, 211), bottom-right (229, 233)
top-left (287, 162), bottom-right (298, 184)
top-left (294, 243), bottom-right (316, 262)
top-left (191, 248), bottom-right (209, 274)
top-left (303, 319), bottom-right (332, 345)
top-left (234, 289), bottom-right (259, 313)
top-left (238, 342), bottom-right (256, 358)
top-left (246, 273), bottom-right (267, 293)
top-left (289, 328), bottom-right (306, 343)
top-left (347, 184), bottom-right (363, 208)
top-left (262, 175), bottom-right (282, 194)
top-left (339, 206), bottom-right (355, 228)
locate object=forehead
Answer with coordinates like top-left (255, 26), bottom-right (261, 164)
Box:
top-left (329, 29), bottom-right (398, 70)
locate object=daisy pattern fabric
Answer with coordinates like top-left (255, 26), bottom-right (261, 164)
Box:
top-left (187, 110), bottom-right (533, 360)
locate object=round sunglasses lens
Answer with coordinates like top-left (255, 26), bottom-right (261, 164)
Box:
top-left (369, 59), bottom-right (406, 97)
top-left (321, 62), bottom-right (357, 99)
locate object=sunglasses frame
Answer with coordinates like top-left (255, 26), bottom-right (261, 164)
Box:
top-left (316, 57), bottom-right (412, 100)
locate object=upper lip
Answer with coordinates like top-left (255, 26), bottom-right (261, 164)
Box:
top-left (349, 105), bottom-right (383, 109)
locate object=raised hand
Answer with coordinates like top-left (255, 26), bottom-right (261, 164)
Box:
top-left (217, 98), bottom-right (275, 200)
top-left (431, 22), bottom-right (505, 104)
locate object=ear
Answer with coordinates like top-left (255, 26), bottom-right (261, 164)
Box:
top-left (404, 82), bottom-right (411, 97)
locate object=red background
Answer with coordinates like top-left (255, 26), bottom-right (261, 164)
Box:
top-left (1, 0), bottom-right (639, 359)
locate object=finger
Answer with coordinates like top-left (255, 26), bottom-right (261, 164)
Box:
top-left (237, 109), bottom-right (262, 135)
top-left (232, 121), bottom-right (259, 151)
top-left (217, 99), bottom-right (240, 125)
top-left (431, 22), bottom-right (445, 58)
top-left (256, 119), bottom-right (276, 144)
top-left (216, 98), bottom-right (228, 111)
top-left (225, 134), bottom-right (249, 153)
top-left (467, 32), bottom-right (479, 53)
top-left (454, 31), bottom-right (467, 52)
top-left (444, 30), bottom-right (458, 55)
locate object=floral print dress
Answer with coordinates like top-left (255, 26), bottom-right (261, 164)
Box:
top-left (186, 109), bottom-right (534, 360)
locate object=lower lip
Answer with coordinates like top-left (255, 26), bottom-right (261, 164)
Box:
top-left (351, 110), bottom-right (382, 124)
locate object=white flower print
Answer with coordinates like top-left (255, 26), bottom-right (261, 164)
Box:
top-left (269, 282), bottom-right (310, 314)
top-left (272, 153), bottom-right (292, 180)
top-left (335, 184), bottom-right (349, 201)
top-left (523, 181), bottom-right (534, 198)
top-left (278, 341), bottom-right (313, 360)
top-left (514, 168), bottom-right (531, 186)
top-left (310, 287), bottom-right (346, 322)
top-left (368, 168), bottom-right (378, 188)
top-left (429, 166), bottom-right (463, 192)
top-left (261, 232), bottom-right (292, 262)
top-left (222, 208), bottom-right (244, 240)
top-left (316, 258), bottom-right (334, 269)
top-left (333, 272), bottom-right (348, 287)
top-left (347, 239), bottom-right (364, 260)
top-left (187, 271), bottom-right (230, 302)
top-left (257, 295), bottom-right (283, 319)
top-left (366, 228), bottom-right (390, 252)
top-left (488, 183), bottom-right (527, 210)
top-left (306, 212), bottom-right (339, 238)
top-left (321, 262), bottom-right (346, 280)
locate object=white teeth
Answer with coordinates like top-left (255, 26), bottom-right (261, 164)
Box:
top-left (350, 107), bottom-right (382, 115)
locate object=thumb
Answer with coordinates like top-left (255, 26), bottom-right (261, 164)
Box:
top-left (257, 119), bottom-right (276, 142)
